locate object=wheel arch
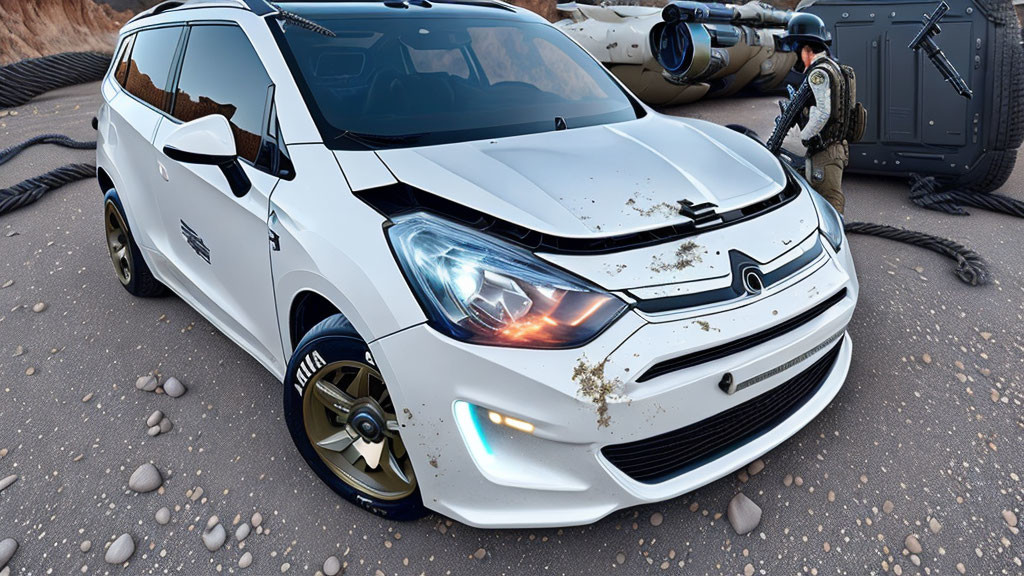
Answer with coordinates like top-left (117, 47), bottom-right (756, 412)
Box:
top-left (289, 289), bottom-right (344, 351)
top-left (97, 166), bottom-right (115, 195)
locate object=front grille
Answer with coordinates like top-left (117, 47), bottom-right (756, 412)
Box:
top-left (602, 338), bottom-right (843, 484)
top-left (637, 288), bottom-right (847, 383)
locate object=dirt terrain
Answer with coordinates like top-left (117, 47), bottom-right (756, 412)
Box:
top-left (0, 0), bottom-right (132, 65)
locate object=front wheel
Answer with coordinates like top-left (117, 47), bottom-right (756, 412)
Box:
top-left (283, 315), bottom-right (426, 520)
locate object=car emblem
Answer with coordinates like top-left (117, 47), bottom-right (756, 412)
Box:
top-left (180, 220), bottom-right (211, 264)
top-left (740, 265), bottom-right (764, 295)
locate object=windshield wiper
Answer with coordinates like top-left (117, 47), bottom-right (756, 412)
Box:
top-left (269, 3), bottom-right (336, 37)
top-left (336, 131), bottom-right (430, 149)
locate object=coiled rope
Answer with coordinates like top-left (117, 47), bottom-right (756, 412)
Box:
top-left (843, 221), bottom-right (989, 286)
top-left (0, 52), bottom-right (111, 109)
top-left (909, 174), bottom-right (1024, 218)
top-left (0, 164), bottom-right (96, 216)
top-left (0, 134), bottom-right (97, 167)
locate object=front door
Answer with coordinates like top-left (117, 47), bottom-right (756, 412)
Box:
top-left (151, 23), bottom-right (284, 374)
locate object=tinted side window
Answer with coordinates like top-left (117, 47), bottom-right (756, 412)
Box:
top-left (113, 34), bottom-right (135, 87)
top-left (124, 27), bottom-right (181, 112)
top-left (173, 25), bottom-right (272, 163)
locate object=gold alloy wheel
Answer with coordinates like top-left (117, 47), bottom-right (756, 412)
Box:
top-left (104, 202), bottom-right (133, 287)
top-left (303, 360), bottom-right (416, 500)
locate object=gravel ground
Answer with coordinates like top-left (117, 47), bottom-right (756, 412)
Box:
top-left (0, 83), bottom-right (1022, 575)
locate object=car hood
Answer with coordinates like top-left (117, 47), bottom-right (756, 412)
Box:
top-left (371, 114), bottom-right (787, 238)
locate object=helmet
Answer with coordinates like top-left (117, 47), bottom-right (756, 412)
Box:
top-left (780, 12), bottom-right (832, 53)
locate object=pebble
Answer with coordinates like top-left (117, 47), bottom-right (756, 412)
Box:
top-left (235, 523), bottom-right (250, 542)
top-left (0, 475), bottom-right (17, 493)
top-left (0, 280), bottom-right (12, 289)
top-left (81, 393), bottom-right (93, 403)
top-left (163, 377), bottom-right (187, 398)
top-left (146, 410), bottom-right (164, 428)
top-left (158, 417), bottom-right (172, 434)
top-left (202, 519), bottom-right (226, 552)
top-left (922, 353), bottom-right (932, 364)
top-left (650, 512), bottom-right (663, 527)
top-left (747, 459), bottom-right (765, 476)
top-left (280, 562), bottom-right (290, 573)
top-left (238, 552), bottom-right (253, 569)
top-left (743, 563), bottom-right (755, 576)
top-left (12, 346), bottom-right (22, 357)
top-left (1003, 509), bottom-right (1018, 528)
top-left (928, 517), bottom-right (942, 534)
top-left (883, 500), bottom-right (894, 514)
top-left (322, 555), bottom-right (341, 576)
top-left (615, 552), bottom-right (626, 564)
top-left (473, 548), bottom-right (487, 560)
top-left (135, 375), bottom-right (158, 392)
top-left (251, 512), bottom-right (263, 527)
top-left (80, 540), bottom-right (91, 553)
top-left (0, 538), bottom-right (17, 569)
top-left (727, 493), bottom-right (762, 535)
top-left (104, 534), bottom-right (134, 565)
top-left (956, 563), bottom-right (966, 574)
top-left (155, 507), bottom-right (171, 525)
top-left (905, 534), bottom-right (922, 555)
top-left (24, 367), bottom-right (34, 376)
top-left (783, 474), bottom-right (793, 487)
top-left (128, 463), bottom-right (162, 493)
top-left (147, 425), bottom-right (161, 437)
top-left (31, 302), bottom-right (46, 313)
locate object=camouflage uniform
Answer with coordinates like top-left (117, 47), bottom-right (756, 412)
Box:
top-left (799, 53), bottom-right (854, 214)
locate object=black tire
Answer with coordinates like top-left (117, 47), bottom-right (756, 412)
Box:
top-left (283, 314), bottom-right (427, 521)
top-left (103, 189), bottom-right (166, 298)
top-left (955, 0), bottom-right (1024, 192)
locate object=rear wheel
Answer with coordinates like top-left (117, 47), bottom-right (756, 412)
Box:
top-left (103, 190), bottom-right (165, 297)
top-left (284, 315), bottom-right (426, 520)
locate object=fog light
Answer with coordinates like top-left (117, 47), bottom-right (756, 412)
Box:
top-left (487, 410), bottom-right (535, 434)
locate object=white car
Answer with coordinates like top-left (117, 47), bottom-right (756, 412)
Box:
top-left (96, 0), bottom-right (857, 528)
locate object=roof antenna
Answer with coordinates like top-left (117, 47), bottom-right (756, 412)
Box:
top-left (267, 2), bottom-right (337, 37)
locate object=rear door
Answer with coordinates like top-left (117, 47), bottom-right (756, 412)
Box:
top-left (105, 25), bottom-right (184, 253)
top-left (151, 23), bottom-right (284, 372)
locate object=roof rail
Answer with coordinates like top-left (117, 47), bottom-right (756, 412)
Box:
top-left (128, 0), bottom-right (275, 23)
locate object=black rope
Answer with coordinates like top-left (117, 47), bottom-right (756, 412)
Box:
top-left (0, 52), bottom-right (111, 109)
top-left (909, 174), bottom-right (1024, 218)
top-left (0, 134), bottom-right (97, 167)
top-left (844, 221), bottom-right (989, 286)
top-left (0, 163), bottom-right (96, 216)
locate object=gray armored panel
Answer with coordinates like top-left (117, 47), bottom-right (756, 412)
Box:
top-left (799, 0), bottom-right (1023, 192)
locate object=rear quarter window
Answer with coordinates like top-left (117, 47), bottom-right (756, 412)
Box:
top-left (113, 34), bottom-right (135, 87)
top-left (123, 26), bottom-right (183, 112)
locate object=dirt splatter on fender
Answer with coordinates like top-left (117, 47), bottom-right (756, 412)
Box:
top-left (572, 356), bottom-right (623, 428)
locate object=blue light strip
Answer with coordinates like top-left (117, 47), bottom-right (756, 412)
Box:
top-left (454, 401), bottom-right (493, 462)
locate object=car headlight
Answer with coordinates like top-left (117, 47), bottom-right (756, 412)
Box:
top-left (810, 190), bottom-right (843, 251)
top-left (388, 213), bottom-right (627, 348)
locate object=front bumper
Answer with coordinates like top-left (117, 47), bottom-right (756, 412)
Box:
top-left (370, 239), bottom-right (857, 528)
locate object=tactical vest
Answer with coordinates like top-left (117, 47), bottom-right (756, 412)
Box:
top-left (804, 57), bottom-right (866, 154)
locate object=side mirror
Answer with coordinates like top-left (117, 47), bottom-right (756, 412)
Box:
top-left (162, 115), bottom-right (251, 198)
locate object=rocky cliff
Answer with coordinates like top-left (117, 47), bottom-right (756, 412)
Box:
top-left (0, 0), bottom-right (133, 65)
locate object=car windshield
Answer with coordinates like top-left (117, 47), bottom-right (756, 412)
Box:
top-left (270, 11), bottom-right (642, 149)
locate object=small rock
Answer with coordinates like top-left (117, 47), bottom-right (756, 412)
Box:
top-left (135, 375), bottom-right (158, 392)
top-left (155, 507), bottom-right (171, 525)
top-left (24, 367), bottom-right (34, 376)
top-left (128, 463), bottom-right (162, 493)
top-left (0, 475), bottom-right (18, 493)
top-left (322, 555), bottom-right (341, 576)
top-left (163, 377), bottom-right (186, 398)
top-left (146, 410), bottom-right (163, 427)
top-left (235, 523), bottom-right (250, 542)
top-left (31, 302), bottom-right (46, 313)
top-left (1002, 509), bottom-right (1018, 528)
top-left (783, 474), bottom-right (793, 487)
top-left (147, 425), bottom-right (161, 437)
top-left (727, 493), bottom-right (762, 535)
top-left (905, 534), bottom-right (922, 555)
top-left (883, 500), bottom-right (894, 514)
top-left (928, 517), bottom-right (942, 534)
top-left (0, 538), bottom-right (17, 569)
top-left (280, 562), bottom-right (290, 573)
top-left (743, 563), bottom-right (755, 576)
top-left (956, 563), bottom-right (966, 574)
top-left (104, 534), bottom-right (134, 565)
top-left (0, 449), bottom-right (6, 459)
top-left (747, 459), bottom-right (765, 476)
top-left (251, 512), bottom-right (263, 528)
top-left (615, 552), bottom-right (626, 564)
top-left (202, 521), bottom-right (226, 552)
top-left (650, 512), bottom-right (663, 527)
top-left (80, 540), bottom-right (91, 553)
top-left (81, 393), bottom-right (93, 403)
top-left (980, 331), bottom-right (992, 341)
top-left (238, 552), bottom-right (253, 569)
top-left (473, 548), bottom-right (487, 560)
top-left (0, 280), bottom-right (12, 289)
top-left (12, 346), bottom-right (22, 357)
top-left (158, 417), bottom-right (172, 434)
top-left (922, 353), bottom-right (932, 364)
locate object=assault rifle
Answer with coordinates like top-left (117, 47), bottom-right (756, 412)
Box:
top-left (908, 2), bottom-right (973, 99)
top-left (765, 79), bottom-right (811, 155)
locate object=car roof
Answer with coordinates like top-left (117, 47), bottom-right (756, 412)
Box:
top-left (131, 0), bottom-right (528, 25)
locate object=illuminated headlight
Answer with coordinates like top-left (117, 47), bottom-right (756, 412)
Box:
top-left (810, 190), bottom-right (843, 251)
top-left (388, 213), bottom-right (627, 348)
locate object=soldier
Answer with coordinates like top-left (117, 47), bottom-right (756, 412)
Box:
top-left (781, 13), bottom-right (865, 215)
